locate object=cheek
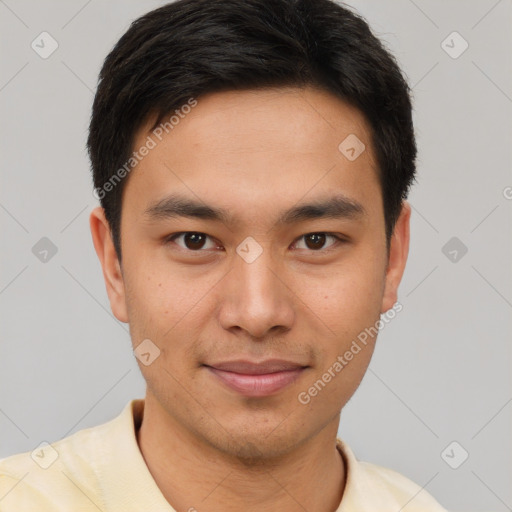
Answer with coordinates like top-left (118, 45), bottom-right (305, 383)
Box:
top-left (125, 253), bottom-right (199, 318)
top-left (299, 257), bottom-right (385, 338)
top-left (294, 265), bottom-right (383, 412)
top-left (123, 258), bottom-right (222, 357)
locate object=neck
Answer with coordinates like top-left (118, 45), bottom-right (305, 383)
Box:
top-left (136, 393), bottom-right (346, 512)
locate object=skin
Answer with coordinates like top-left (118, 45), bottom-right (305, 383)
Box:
top-left (90, 86), bottom-right (411, 512)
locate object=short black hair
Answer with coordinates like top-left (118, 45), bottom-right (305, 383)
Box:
top-left (88, 0), bottom-right (417, 263)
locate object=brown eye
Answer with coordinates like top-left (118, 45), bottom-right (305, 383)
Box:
top-left (168, 232), bottom-right (217, 251)
top-left (294, 233), bottom-right (342, 251)
top-left (304, 233), bottom-right (326, 250)
top-left (183, 232), bottom-right (206, 250)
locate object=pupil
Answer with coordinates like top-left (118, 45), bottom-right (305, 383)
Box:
top-left (185, 233), bottom-right (206, 250)
top-left (306, 233), bottom-right (325, 250)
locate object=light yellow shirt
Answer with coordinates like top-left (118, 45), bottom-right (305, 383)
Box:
top-left (0, 399), bottom-right (448, 511)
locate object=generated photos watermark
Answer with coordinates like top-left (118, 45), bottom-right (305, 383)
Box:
top-left (93, 97), bottom-right (198, 200)
top-left (297, 301), bottom-right (403, 405)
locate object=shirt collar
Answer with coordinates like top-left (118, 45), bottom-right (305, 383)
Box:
top-left (99, 399), bottom-right (173, 511)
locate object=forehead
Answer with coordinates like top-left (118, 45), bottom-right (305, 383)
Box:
top-left (148, 86), bottom-right (373, 153)
top-left (123, 86), bottom-right (380, 224)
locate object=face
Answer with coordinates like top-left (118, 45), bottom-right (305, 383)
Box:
top-left (90, 86), bottom-right (410, 461)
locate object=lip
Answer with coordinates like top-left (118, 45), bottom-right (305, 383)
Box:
top-left (204, 359), bottom-right (308, 397)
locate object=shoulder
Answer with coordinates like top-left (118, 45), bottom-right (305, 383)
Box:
top-left (0, 402), bottom-right (136, 511)
top-left (359, 460), bottom-right (448, 510)
top-left (337, 438), bottom-right (449, 511)
top-left (0, 426), bottom-right (103, 511)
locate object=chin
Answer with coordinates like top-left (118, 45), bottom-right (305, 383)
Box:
top-left (217, 432), bottom-right (299, 466)
top-left (202, 416), bottom-right (308, 465)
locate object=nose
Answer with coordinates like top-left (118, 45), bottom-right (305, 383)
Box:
top-left (217, 246), bottom-right (295, 339)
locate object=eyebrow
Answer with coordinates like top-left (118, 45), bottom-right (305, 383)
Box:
top-left (143, 193), bottom-right (366, 226)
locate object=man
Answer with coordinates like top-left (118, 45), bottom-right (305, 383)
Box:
top-left (0, 0), bottom-right (449, 510)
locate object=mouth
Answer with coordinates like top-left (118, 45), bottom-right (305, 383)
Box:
top-left (203, 359), bottom-right (309, 397)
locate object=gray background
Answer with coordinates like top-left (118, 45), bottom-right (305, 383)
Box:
top-left (1, 1), bottom-right (511, 510)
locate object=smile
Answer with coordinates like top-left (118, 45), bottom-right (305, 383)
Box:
top-left (204, 360), bottom-right (308, 397)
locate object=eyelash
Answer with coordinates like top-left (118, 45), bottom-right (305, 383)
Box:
top-left (165, 232), bottom-right (346, 253)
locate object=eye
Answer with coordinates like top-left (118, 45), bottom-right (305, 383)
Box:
top-left (165, 231), bottom-right (345, 253)
top-left (166, 232), bottom-right (219, 251)
top-left (293, 233), bottom-right (344, 251)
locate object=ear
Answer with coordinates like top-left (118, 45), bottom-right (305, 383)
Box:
top-left (89, 206), bottom-right (129, 323)
top-left (381, 201), bottom-right (411, 313)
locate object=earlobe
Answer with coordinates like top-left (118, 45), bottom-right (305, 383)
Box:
top-left (381, 201), bottom-right (411, 314)
top-left (89, 206), bottom-right (129, 323)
